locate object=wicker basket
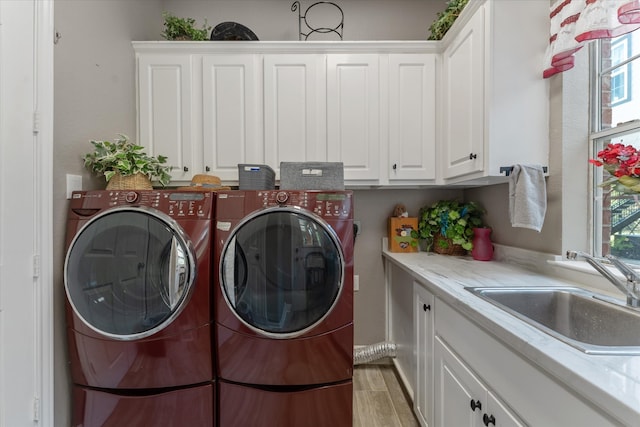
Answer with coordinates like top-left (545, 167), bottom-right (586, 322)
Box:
top-left (433, 233), bottom-right (467, 256)
top-left (106, 173), bottom-right (153, 190)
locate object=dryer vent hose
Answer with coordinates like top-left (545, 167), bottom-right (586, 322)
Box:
top-left (353, 342), bottom-right (397, 365)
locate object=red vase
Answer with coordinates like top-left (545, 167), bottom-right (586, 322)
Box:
top-left (471, 227), bottom-right (493, 261)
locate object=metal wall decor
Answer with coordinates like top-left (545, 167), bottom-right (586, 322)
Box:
top-left (291, 1), bottom-right (344, 41)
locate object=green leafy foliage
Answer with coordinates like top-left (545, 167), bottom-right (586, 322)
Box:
top-left (411, 200), bottom-right (485, 251)
top-left (82, 134), bottom-right (172, 187)
top-left (161, 12), bottom-right (211, 41)
top-left (427, 0), bottom-right (469, 41)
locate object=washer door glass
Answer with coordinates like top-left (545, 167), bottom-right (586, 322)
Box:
top-left (65, 207), bottom-right (196, 340)
top-left (221, 208), bottom-right (344, 337)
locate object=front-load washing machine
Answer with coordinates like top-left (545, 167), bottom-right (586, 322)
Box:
top-left (214, 190), bottom-right (354, 427)
top-left (64, 190), bottom-right (216, 427)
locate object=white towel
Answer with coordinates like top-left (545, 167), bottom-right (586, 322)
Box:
top-left (509, 164), bottom-right (547, 232)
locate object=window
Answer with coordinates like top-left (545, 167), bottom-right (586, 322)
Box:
top-left (610, 35), bottom-right (632, 106)
top-left (591, 32), bottom-right (640, 262)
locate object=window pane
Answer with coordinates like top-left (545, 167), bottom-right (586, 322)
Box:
top-left (599, 34), bottom-right (638, 128)
top-left (594, 131), bottom-right (640, 263)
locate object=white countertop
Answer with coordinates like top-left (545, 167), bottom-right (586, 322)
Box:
top-left (382, 248), bottom-right (640, 426)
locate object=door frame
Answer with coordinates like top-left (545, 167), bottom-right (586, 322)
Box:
top-left (0, 0), bottom-right (54, 425)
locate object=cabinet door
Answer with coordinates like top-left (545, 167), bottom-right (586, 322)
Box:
top-left (388, 54), bottom-right (436, 182)
top-left (441, 5), bottom-right (485, 180)
top-left (327, 54), bottom-right (380, 183)
top-left (264, 54), bottom-right (326, 176)
top-left (435, 336), bottom-right (485, 427)
top-left (486, 390), bottom-right (527, 427)
top-left (138, 54), bottom-right (195, 182)
top-left (414, 283), bottom-right (435, 427)
top-left (202, 54), bottom-right (262, 181)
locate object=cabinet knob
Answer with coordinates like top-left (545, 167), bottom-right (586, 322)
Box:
top-left (483, 414), bottom-right (496, 426)
top-left (469, 153), bottom-right (477, 160)
top-left (183, 166), bottom-right (189, 172)
top-left (423, 304), bottom-right (431, 312)
top-left (470, 399), bottom-right (482, 412)
top-left (392, 163), bottom-right (397, 170)
top-left (205, 166), bottom-right (211, 172)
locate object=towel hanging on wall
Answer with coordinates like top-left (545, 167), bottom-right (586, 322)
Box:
top-left (508, 164), bottom-right (547, 232)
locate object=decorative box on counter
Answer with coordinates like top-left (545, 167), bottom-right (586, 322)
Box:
top-left (388, 217), bottom-right (419, 253)
top-left (238, 164), bottom-right (275, 190)
top-left (279, 162), bottom-right (344, 190)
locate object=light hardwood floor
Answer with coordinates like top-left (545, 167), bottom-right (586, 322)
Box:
top-left (353, 364), bottom-right (420, 427)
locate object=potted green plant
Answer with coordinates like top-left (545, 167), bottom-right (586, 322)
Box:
top-left (427, 0), bottom-right (469, 41)
top-left (161, 12), bottom-right (212, 41)
top-left (82, 134), bottom-right (172, 189)
top-left (412, 200), bottom-right (485, 254)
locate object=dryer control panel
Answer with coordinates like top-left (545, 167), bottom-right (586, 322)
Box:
top-left (256, 190), bottom-right (352, 219)
top-left (69, 190), bottom-right (214, 219)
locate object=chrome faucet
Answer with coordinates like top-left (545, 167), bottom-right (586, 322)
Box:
top-left (566, 250), bottom-right (640, 308)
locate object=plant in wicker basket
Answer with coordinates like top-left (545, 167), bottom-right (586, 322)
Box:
top-left (412, 200), bottom-right (485, 254)
top-left (82, 134), bottom-right (172, 189)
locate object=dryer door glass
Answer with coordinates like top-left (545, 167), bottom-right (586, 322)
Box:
top-left (221, 209), bottom-right (344, 336)
top-left (65, 208), bottom-right (196, 339)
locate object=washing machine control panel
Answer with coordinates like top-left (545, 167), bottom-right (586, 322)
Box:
top-left (69, 190), bottom-right (213, 219)
top-left (257, 190), bottom-right (352, 219)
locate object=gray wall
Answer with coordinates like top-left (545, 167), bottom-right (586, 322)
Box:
top-left (53, 1), bottom-right (557, 426)
top-left (161, 0), bottom-right (439, 41)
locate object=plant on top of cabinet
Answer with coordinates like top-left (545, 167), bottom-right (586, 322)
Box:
top-left (412, 200), bottom-right (484, 254)
top-left (161, 12), bottom-right (212, 41)
top-left (82, 134), bottom-right (172, 189)
top-left (427, 0), bottom-right (469, 40)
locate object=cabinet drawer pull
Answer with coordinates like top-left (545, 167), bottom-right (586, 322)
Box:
top-left (469, 153), bottom-right (477, 160)
top-left (470, 399), bottom-right (482, 411)
top-left (483, 414), bottom-right (496, 426)
top-left (205, 166), bottom-right (210, 172)
top-left (183, 166), bottom-right (189, 172)
top-left (423, 304), bottom-right (431, 312)
top-left (392, 163), bottom-right (397, 170)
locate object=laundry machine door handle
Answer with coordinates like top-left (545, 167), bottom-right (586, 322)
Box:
top-left (166, 236), bottom-right (187, 310)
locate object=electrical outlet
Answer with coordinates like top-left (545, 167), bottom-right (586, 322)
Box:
top-left (66, 174), bottom-right (82, 199)
top-left (354, 274), bottom-right (359, 291)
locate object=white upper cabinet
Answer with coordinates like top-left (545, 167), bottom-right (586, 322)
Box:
top-left (440, 0), bottom-right (549, 184)
top-left (327, 54), bottom-right (380, 184)
top-left (201, 54), bottom-right (262, 181)
top-left (137, 53), bottom-right (196, 182)
top-left (441, 7), bottom-right (485, 180)
top-left (134, 1), bottom-right (549, 188)
top-left (263, 54), bottom-right (327, 178)
top-left (388, 54), bottom-right (437, 183)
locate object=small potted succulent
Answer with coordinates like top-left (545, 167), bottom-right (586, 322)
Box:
top-left (161, 12), bottom-right (211, 41)
top-left (82, 134), bottom-right (172, 189)
top-left (412, 200), bottom-right (485, 254)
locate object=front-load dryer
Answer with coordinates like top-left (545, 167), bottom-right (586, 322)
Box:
top-left (214, 190), bottom-right (354, 427)
top-left (64, 190), bottom-right (215, 427)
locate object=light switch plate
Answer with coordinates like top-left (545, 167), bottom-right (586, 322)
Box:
top-left (66, 174), bottom-right (82, 199)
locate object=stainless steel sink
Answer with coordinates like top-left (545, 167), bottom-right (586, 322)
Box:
top-left (465, 286), bottom-right (640, 355)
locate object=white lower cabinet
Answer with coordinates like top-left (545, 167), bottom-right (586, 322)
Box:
top-left (414, 283), bottom-right (434, 427)
top-left (435, 335), bottom-right (525, 427)
top-left (435, 300), bottom-right (618, 427)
